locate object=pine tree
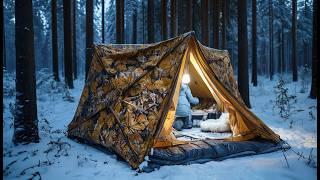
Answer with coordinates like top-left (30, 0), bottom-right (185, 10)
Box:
top-left (221, 0), bottom-right (227, 49)
top-left (292, 0), bottom-right (298, 81)
top-left (102, 0), bottom-right (105, 43)
top-left (142, 0), bottom-right (145, 43)
top-left (116, 0), bottom-right (124, 43)
top-left (161, 0), bottom-right (167, 40)
top-left (186, 0), bottom-right (193, 31)
top-left (251, 0), bottom-right (257, 86)
top-left (63, 0), bottom-right (74, 88)
top-left (86, 0), bottom-right (93, 77)
top-left (310, 0), bottom-right (317, 99)
top-left (170, 0), bottom-right (177, 38)
top-left (281, 21), bottom-right (285, 74)
top-left (147, 0), bottom-right (154, 43)
top-left (14, 0), bottom-right (39, 144)
top-left (132, 6), bottom-right (137, 43)
top-left (73, 0), bottom-right (77, 79)
top-left (177, 0), bottom-right (184, 35)
top-left (51, 0), bottom-right (59, 81)
top-left (269, 0), bottom-right (274, 80)
top-left (201, 0), bottom-right (208, 46)
top-left (277, 30), bottom-right (281, 74)
top-left (237, 0), bottom-right (251, 108)
top-left (106, 0), bottom-right (116, 43)
top-left (2, 0), bottom-right (6, 70)
top-left (212, 0), bottom-right (219, 48)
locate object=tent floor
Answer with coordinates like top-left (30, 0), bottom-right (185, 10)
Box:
top-left (144, 138), bottom-right (286, 172)
top-left (174, 127), bottom-right (232, 140)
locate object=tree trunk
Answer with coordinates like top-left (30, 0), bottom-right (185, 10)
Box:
top-left (221, 0), bottom-right (226, 49)
top-left (116, 0), bottom-right (124, 43)
top-left (161, 0), bottom-right (167, 40)
top-left (2, 0), bottom-right (6, 70)
top-left (292, 0), bottom-right (298, 81)
top-left (262, 41), bottom-right (267, 75)
top-left (73, 0), bottom-right (77, 79)
top-left (63, 0), bottom-right (74, 88)
top-left (310, 0), bottom-right (317, 99)
top-left (278, 30), bottom-right (281, 74)
top-left (170, 0), bottom-right (177, 38)
top-left (281, 21), bottom-right (285, 74)
top-left (3, 31), bottom-right (5, 70)
top-left (186, 0), bottom-right (193, 31)
top-left (147, 0), bottom-right (154, 43)
top-left (102, 0), bottom-right (105, 43)
top-left (177, 0), bottom-right (184, 35)
top-left (142, 0), bottom-right (145, 43)
top-left (132, 7), bottom-right (137, 44)
top-left (269, 0), bottom-right (273, 80)
top-left (303, 40), bottom-right (307, 66)
top-left (226, 0), bottom-right (229, 30)
top-left (51, 0), bottom-right (59, 81)
top-left (14, 0), bottom-right (39, 144)
top-left (201, 0), bottom-right (209, 46)
top-left (212, 0), bottom-right (219, 48)
top-left (287, 35), bottom-right (290, 72)
top-left (237, 0), bottom-right (251, 108)
top-left (86, 0), bottom-right (93, 77)
top-left (251, 0), bottom-right (257, 86)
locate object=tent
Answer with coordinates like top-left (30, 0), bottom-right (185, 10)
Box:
top-left (67, 32), bottom-right (285, 170)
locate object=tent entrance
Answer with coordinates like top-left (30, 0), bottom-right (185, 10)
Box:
top-left (153, 48), bottom-right (232, 148)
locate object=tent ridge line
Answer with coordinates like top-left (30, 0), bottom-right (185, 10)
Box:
top-left (121, 35), bottom-right (191, 96)
top-left (95, 33), bottom-right (190, 59)
top-left (67, 36), bottom-right (188, 135)
top-left (142, 37), bottom-right (193, 162)
top-left (153, 47), bottom-right (189, 138)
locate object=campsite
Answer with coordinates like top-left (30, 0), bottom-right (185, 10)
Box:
top-left (2, 0), bottom-right (318, 179)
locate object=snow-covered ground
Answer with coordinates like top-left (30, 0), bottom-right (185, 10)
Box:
top-left (3, 71), bottom-right (317, 180)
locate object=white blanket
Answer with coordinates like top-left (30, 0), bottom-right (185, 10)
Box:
top-left (200, 113), bottom-right (231, 133)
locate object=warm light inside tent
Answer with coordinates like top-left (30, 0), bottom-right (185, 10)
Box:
top-left (182, 74), bottom-right (190, 84)
top-left (189, 52), bottom-right (224, 109)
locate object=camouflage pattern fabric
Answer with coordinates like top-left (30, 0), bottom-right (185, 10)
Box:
top-left (67, 32), bottom-right (280, 169)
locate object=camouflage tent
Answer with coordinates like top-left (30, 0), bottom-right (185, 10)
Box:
top-left (67, 32), bottom-right (281, 169)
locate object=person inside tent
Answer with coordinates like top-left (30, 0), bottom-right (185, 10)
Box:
top-left (173, 74), bottom-right (199, 131)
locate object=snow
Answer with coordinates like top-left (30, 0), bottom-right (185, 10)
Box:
top-left (3, 72), bottom-right (317, 180)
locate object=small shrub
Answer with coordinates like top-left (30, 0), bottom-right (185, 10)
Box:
top-left (274, 79), bottom-right (296, 121)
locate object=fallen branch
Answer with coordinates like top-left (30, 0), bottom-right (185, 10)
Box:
top-left (282, 141), bottom-right (316, 168)
top-left (44, 137), bottom-right (71, 158)
top-left (19, 160), bottom-right (52, 176)
top-left (290, 148), bottom-right (316, 168)
top-left (3, 160), bottom-right (17, 176)
top-left (30, 171), bottom-right (41, 180)
top-left (20, 160), bottom-right (41, 176)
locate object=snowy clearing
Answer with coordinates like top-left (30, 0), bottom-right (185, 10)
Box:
top-left (3, 72), bottom-right (317, 180)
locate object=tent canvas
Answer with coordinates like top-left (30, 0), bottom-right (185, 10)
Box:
top-left (67, 32), bottom-right (283, 169)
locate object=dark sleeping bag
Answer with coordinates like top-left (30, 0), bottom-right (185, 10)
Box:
top-left (145, 139), bottom-right (286, 171)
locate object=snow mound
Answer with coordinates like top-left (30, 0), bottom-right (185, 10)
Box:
top-left (200, 113), bottom-right (231, 132)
